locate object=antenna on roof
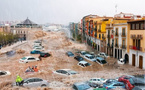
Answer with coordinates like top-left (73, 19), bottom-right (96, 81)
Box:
top-left (115, 4), bottom-right (118, 14)
top-left (27, 17), bottom-right (28, 19)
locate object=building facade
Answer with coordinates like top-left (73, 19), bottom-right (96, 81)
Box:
top-left (127, 19), bottom-right (145, 69)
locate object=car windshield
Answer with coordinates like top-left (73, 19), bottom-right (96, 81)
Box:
top-left (105, 54), bottom-right (108, 56)
top-left (68, 70), bottom-right (77, 75)
top-left (90, 56), bottom-right (95, 59)
top-left (85, 63), bottom-right (90, 66)
top-left (79, 57), bottom-right (83, 60)
top-left (21, 57), bottom-right (27, 60)
top-left (133, 75), bottom-right (145, 79)
top-left (69, 53), bottom-right (74, 56)
top-left (101, 78), bottom-right (105, 81)
top-left (78, 84), bottom-right (90, 89)
top-left (101, 60), bottom-right (107, 64)
top-left (129, 78), bottom-right (135, 85)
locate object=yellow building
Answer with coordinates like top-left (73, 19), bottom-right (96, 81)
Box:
top-left (127, 19), bottom-right (145, 69)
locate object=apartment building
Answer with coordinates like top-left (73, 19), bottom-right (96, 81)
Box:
top-left (127, 19), bottom-right (145, 69)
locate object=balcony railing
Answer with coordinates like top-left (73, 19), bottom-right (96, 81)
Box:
top-left (121, 45), bottom-right (126, 49)
top-left (129, 45), bottom-right (142, 51)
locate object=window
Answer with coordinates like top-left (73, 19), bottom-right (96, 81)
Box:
top-left (122, 28), bottom-right (125, 36)
top-left (108, 30), bottom-right (110, 35)
top-left (61, 70), bottom-right (67, 74)
top-left (123, 40), bottom-right (125, 45)
top-left (136, 24), bottom-right (139, 29)
top-left (56, 70), bottom-right (61, 73)
top-left (73, 85), bottom-right (78, 90)
top-left (133, 39), bottom-right (135, 46)
top-left (141, 23), bottom-right (144, 29)
top-left (93, 79), bottom-right (97, 81)
top-left (99, 34), bottom-right (101, 38)
top-left (35, 78), bottom-right (43, 82)
top-left (97, 79), bottom-right (100, 81)
top-left (28, 79), bottom-right (35, 83)
top-left (137, 40), bottom-right (140, 48)
top-left (102, 34), bottom-right (104, 38)
top-left (115, 39), bottom-right (118, 44)
top-left (115, 28), bottom-right (118, 35)
top-left (28, 58), bottom-right (35, 60)
top-left (97, 59), bottom-right (101, 63)
top-left (131, 24), bottom-right (135, 30)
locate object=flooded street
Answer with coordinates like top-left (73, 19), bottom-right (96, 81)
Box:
top-left (0, 30), bottom-right (144, 90)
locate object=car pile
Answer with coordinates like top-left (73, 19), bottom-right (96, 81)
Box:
top-left (67, 50), bottom-right (108, 67)
top-left (72, 74), bottom-right (145, 90)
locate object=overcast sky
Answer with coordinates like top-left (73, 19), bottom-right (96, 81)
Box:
top-left (0, 0), bottom-right (145, 25)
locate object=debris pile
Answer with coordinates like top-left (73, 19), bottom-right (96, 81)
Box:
top-left (16, 49), bottom-right (25, 54)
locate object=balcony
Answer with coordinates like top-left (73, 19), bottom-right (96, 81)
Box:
top-left (121, 33), bottom-right (126, 37)
top-left (129, 45), bottom-right (142, 51)
top-left (121, 45), bottom-right (126, 49)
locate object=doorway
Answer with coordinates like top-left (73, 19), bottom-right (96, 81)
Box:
top-left (132, 54), bottom-right (135, 66)
top-left (139, 56), bottom-right (143, 69)
top-left (125, 54), bottom-right (129, 63)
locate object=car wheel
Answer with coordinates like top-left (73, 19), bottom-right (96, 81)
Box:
top-left (41, 84), bottom-right (46, 87)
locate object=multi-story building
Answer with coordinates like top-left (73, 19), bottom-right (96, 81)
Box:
top-left (97, 17), bottom-right (113, 53)
top-left (127, 19), bottom-right (145, 69)
top-left (11, 18), bottom-right (40, 40)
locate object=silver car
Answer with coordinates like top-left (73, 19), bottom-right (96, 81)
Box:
top-left (13, 78), bottom-right (49, 87)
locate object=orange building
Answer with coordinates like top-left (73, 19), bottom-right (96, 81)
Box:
top-left (127, 19), bottom-right (145, 69)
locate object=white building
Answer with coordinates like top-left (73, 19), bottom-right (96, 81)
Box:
top-left (113, 23), bottom-right (129, 61)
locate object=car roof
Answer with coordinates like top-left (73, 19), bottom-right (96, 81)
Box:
top-left (133, 86), bottom-right (145, 89)
top-left (90, 78), bottom-right (103, 79)
top-left (96, 57), bottom-right (105, 60)
top-left (23, 56), bottom-right (34, 58)
top-left (58, 69), bottom-right (71, 71)
top-left (24, 77), bottom-right (43, 81)
top-left (74, 82), bottom-right (87, 86)
top-left (111, 81), bottom-right (124, 84)
top-left (79, 61), bottom-right (88, 64)
top-left (81, 51), bottom-right (86, 52)
top-left (85, 54), bottom-right (93, 56)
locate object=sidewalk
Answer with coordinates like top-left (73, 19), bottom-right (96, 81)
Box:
top-left (0, 41), bottom-right (27, 54)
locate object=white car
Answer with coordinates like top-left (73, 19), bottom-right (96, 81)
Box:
top-left (97, 52), bottom-right (109, 59)
top-left (78, 61), bottom-right (91, 67)
top-left (33, 47), bottom-right (44, 51)
top-left (19, 56), bottom-right (40, 63)
top-left (88, 78), bottom-right (107, 85)
top-left (0, 71), bottom-right (11, 76)
top-left (118, 58), bottom-right (125, 64)
top-left (84, 54), bottom-right (96, 62)
top-left (53, 69), bottom-right (78, 76)
top-left (13, 77), bottom-right (49, 87)
top-left (33, 46), bottom-right (44, 49)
